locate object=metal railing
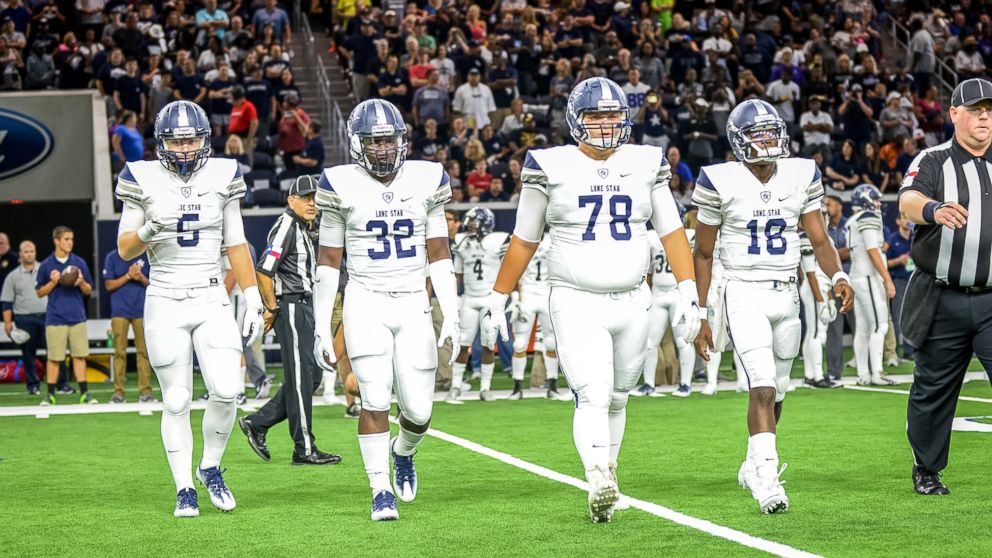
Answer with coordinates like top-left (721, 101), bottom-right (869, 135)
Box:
top-left (292, 6), bottom-right (348, 164)
top-left (887, 16), bottom-right (958, 100)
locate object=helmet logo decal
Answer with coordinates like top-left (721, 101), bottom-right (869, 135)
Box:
top-left (597, 168), bottom-right (609, 179)
top-left (760, 191), bottom-right (771, 203)
top-left (382, 191), bottom-right (394, 203)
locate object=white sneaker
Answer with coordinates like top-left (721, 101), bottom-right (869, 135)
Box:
top-left (701, 384), bottom-right (717, 396)
top-left (460, 381), bottom-right (473, 392)
top-left (856, 376), bottom-right (871, 386)
top-left (871, 374), bottom-right (897, 386)
top-left (742, 460), bottom-right (789, 514)
top-left (547, 388), bottom-right (572, 401)
top-left (479, 390), bottom-right (496, 402)
top-left (470, 370), bottom-right (481, 380)
top-left (586, 465), bottom-right (619, 523)
top-left (886, 358), bottom-right (901, 368)
top-left (608, 464), bottom-right (630, 511)
top-left (444, 387), bottom-right (464, 405)
top-left (322, 392), bottom-right (345, 406)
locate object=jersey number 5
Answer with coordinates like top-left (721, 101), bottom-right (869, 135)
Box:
top-left (177, 214), bottom-right (199, 247)
top-left (579, 194), bottom-right (632, 241)
top-left (747, 218), bottom-right (787, 255)
top-left (367, 219), bottom-right (416, 260)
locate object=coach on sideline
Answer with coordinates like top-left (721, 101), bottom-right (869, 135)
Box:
top-left (238, 175), bottom-right (342, 466)
top-left (899, 78), bottom-right (992, 496)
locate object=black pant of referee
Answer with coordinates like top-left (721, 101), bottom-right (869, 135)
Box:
top-left (900, 77), bottom-right (992, 495)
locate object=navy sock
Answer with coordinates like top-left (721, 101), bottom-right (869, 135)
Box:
top-left (79, 381), bottom-right (88, 394)
top-left (47, 383), bottom-right (56, 395)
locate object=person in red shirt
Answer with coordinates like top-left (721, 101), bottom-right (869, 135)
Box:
top-left (277, 92), bottom-right (310, 170)
top-left (229, 85), bottom-right (259, 151)
top-left (466, 159), bottom-right (493, 200)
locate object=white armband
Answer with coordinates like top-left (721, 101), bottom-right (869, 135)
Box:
top-left (319, 211), bottom-right (346, 248)
top-left (314, 265), bottom-right (340, 338)
top-left (429, 258), bottom-right (459, 318)
top-left (512, 187), bottom-right (548, 244)
top-left (831, 271), bottom-right (850, 286)
top-left (222, 200), bottom-right (247, 247)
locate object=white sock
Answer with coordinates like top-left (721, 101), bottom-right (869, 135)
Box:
top-left (545, 355), bottom-right (559, 380)
top-left (572, 403), bottom-right (609, 471)
top-left (480, 362), bottom-right (495, 392)
top-left (747, 432), bottom-right (778, 464)
top-left (608, 406), bottom-right (626, 465)
top-left (511, 355), bottom-right (526, 381)
top-left (161, 411), bottom-right (194, 491)
top-left (322, 370), bottom-right (335, 391)
top-left (706, 350), bottom-right (721, 386)
top-left (641, 347), bottom-right (657, 388)
top-left (394, 424), bottom-right (425, 457)
top-left (451, 360), bottom-right (466, 390)
top-left (358, 432), bottom-right (392, 493)
top-left (869, 329), bottom-right (886, 376)
top-left (854, 327), bottom-right (869, 378)
top-left (200, 398), bottom-right (236, 469)
top-left (677, 340), bottom-right (694, 386)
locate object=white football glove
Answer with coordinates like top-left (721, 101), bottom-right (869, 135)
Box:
top-left (313, 333), bottom-right (337, 371)
top-left (137, 213), bottom-right (179, 243)
top-left (437, 316), bottom-right (461, 366)
top-left (480, 291), bottom-right (510, 349)
top-left (508, 291), bottom-right (523, 324)
top-left (673, 280), bottom-right (701, 345)
top-left (241, 286), bottom-right (265, 347)
top-left (818, 299), bottom-right (837, 326)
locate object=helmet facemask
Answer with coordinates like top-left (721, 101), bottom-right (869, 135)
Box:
top-left (731, 120), bottom-right (790, 165)
top-left (351, 128), bottom-right (408, 177)
top-left (157, 134), bottom-right (210, 180)
top-left (571, 101), bottom-right (631, 150)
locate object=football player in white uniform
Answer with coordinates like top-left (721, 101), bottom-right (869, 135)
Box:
top-left (846, 184), bottom-right (897, 386)
top-left (701, 231), bottom-right (733, 395)
top-left (479, 77), bottom-right (699, 523)
top-left (636, 207), bottom-right (695, 397)
top-left (507, 231), bottom-right (570, 400)
top-left (115, 101), bottom-right (265, 517)
top-left (447, 207), bottom-right (510, 403)
top-left (798, 208), bottom-right (840, 388)
top-left (313, 99), bottom-right (460, 521)
top-left (692, 100), bottom-right (853, 514)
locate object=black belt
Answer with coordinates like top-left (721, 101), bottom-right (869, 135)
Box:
top-left (277, 293), bottom-right (312, 304)
top-left (938, 282), bottom-right (992, 294)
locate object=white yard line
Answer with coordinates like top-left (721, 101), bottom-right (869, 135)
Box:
top-left (844, 384), bottom-right (992, 404)
top-left (398, 418), bottom-right (823, 558)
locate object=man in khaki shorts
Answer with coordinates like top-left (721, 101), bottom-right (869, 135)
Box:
top-left (35, 226), bottom-right (97, 405)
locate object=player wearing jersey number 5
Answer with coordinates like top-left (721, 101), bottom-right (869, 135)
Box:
top-left (116, 101), bottom-right (265, 518)
top-left (692, 99), bottom-right (854, 515)
top-left (313, 99), bottom-right (460, 522)
top-left (479, 77), bottom-right (699, 524)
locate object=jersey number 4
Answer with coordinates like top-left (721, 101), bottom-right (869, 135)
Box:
top-left (747, 218), bottom-right (787, 255)
top-left (579, 195), bottom-right (632, 241)
top-left (367, 219), bottom-right (416, 260)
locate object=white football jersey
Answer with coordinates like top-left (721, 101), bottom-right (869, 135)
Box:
top-left (316, 161), bottom-right (451, 293)
top-left (846, 210), bottom-right (884, 278)
top-left (647, 229), bottom-right (694, 293)
top-left (453, 230), bottom-right (510, 297)
top-left (518, 233), bottom-right (551, 293)
top-left (114, 158), bottom-right (246, 288)
top-left (692, 158), bottom-right (824, 282)
top-left (521, 143), bottom-right (678, 292)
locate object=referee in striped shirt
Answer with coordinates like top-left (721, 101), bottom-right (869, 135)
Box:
top-left (899, 78), bottom-right (992, 496)
top-left (239, 175), bottom-right (341, 465)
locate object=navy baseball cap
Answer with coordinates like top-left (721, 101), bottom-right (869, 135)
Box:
top-left (951, 78), bottom-right (992, 107)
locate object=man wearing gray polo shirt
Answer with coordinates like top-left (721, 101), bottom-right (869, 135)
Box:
top-left (2, 241), bottom-right (60, 395)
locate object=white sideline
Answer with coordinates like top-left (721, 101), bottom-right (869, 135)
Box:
top-left (844, 384), bottom-right (992, 404)
top-left (398, 418), bottom-right (823, 558)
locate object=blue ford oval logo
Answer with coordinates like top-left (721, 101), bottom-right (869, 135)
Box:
top-left (0, 108), bottom-right (55, 181)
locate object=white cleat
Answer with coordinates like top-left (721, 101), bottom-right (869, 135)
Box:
top-left (460, 381), bottom-right (473, 392)
top-left (871, 374), bottom-right (897, 386)
top-left (470, 371), bottom-right (481, 380)
top-left (196, 466), bottom-right (236, 512)
top-left (701, 384), bottom-right (718, 396)
top-left (608, 464), bottom-right (630, 511)
top-left (736, 384), bottom-right (748, 393)
top-left (371, 490), bottom-right (399, 521)
top-left (507, 390), bottom-right (523, 401)
top-left (741, 460), bottom-right (789, 514)
top-left (390, 437), bottom-right (418, 503)
top-left (586, 465), bottom-right (619, 523)
top-left (886, 358), bottom-right (901, 368)
top-left (444, 387), bottom-right (464, 405)
top-left (547, 388), bottom-right (573, 401)
top-left (856, 376), bottom-right (871, 386)
top-left (479, 390), bottom-right (497, 402)
top-left (173, 488), bottom-right (199, 518)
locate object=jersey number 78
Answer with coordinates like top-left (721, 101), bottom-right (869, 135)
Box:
top-left (579, 194), bottom-right (632, 241)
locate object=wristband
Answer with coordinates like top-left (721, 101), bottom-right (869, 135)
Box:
top-left (697, 305), bottom-right (708, 320)
top-left (922, 201), bottom-right (942, 224)
top-left (831, 271), bottom-right (850, 286)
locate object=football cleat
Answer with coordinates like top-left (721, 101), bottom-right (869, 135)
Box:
top-left (460, 381), bottom-right (473, 392)
top-left (470, 370), bottom-right (481, 380)
top-left (507, 390), bottom-right (523, 401)
top-left (139, 394), bottom-right (158, 402)
top-left (80, 393), bottom-right (98, 405)
top-left (479, 390), bottom-right (496, 402)
top-left (110, 395), bottom-right (126, 404)
top-left (444, 387), bottom-right (464, 405)
top-left (701, 384), bottom-right (717, 396)
top-left (56, 386), bottom-right (76, 395)
top-left (913, 466), bottom-right (949, 495)
top-left (871, 374), bottom-right (897, 386)
top-left (631, 383), bottom-right (655, 397)
top-left (255, 377), bottom-right (272, 399)
top-left (174, 487), bottom-right (199, 518)
top-left (292, 448), bottom-right (342, 465)
top-left (344, 403), bottom-right (361, 419)
top-left (608, 464), bottom-right (630, 511)
top-left (391, 437), bottom-right (418, 502)
top-left (236, 392), bottom-right (248, 406)
top-left (672, 384), bottom-right (691, 398)
top-left (238, 416), bottom-right (270, 462)
top-left (586, 465), bottom-right (619, 523)
top-left (886, 358), bottom-right (901, 368)
top-left (40, 394), bottom-right (55, 406)
top-left (196, 466), bottom-right (236, 512)
top-left (741, 460), bottom-right (789, 514)
top-left (856, 376), bottom-right (872, 386)
top-left (371, 490), bottom-right (399, 521)
top-left (547, 388), bottom-right (572, 401)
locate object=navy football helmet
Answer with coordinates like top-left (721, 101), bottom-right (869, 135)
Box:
top-left (851, 183), bottom-right (882, 213)
top-left (726, 99), bottom-right (790, 164)
top-left (566, 77), bottom-right (631, 150)
top-left (154, 101), bottom-right (212, 180)
top-left (348, 99), bottom-right (408, 177)
top-left (464, 206), bottom-right (495, 238)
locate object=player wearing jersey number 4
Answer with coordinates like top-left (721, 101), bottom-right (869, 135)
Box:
top-left (313, 99), bottom-right (460, 522)
top-left (115, 101), bottom-right (264, 518)
top-left (692, 99), bottom-right (854, 515)
top-left (479, 77), bottom-right (699, 524)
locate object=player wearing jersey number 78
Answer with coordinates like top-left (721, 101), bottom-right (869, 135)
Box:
top-left (692, 99), bottom-right (854, 515)
top-left (479, 77), bottom-right (699, 524)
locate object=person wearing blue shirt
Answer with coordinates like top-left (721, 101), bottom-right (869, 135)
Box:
top-left (666, 146), bottom-right (695, 190)
top-left (35, 226), bottom-right (96, 405)
top-left (251, 0), bottom-right (291, 43)
top-left (886, 213), bottom-right (914, 359)
top-left (824, 195), bottom-right (854, 380)
top-left (103, 250), bottom-right (153, 403)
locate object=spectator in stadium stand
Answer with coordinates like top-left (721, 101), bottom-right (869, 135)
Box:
top-left (251, 0), bottom-right (291, 43)
top-left (35, 226), bottom-right (96, 405)
top-left (102, 248), bottom-right (153, 404)
top-left (24, 43), bottom-right (55, 89)
top-left (243, 65), bottom-right (276, 128)
top-left (413, 118), bottom-right (445, 162)
top-left (113, 57), bottom-right (145, 120)
top-left (466, 159), bottom-right (493, 201)
top-left (147, 71), bottom-right (174, 126)
top-left (666, 146), bottom-right (693, 191)
top-left (277, 92), bottom-right (310, 175)
top-left (487, 51), bottom-right (517, 130)
top-left (0, 232), bottom-right (16, 285)
top-left (377, 54), bottom-right (410, 113)
top-left (173, 57), bottom-right (206, 103)
top-left (223, 134), bottom-right (251, 173)
top-left (207, 62), bottom-right (236, 136)
top-left (229, 85), bottom-right (258, 151)
top-left (800, 96), bottom-right (834, 159)
top-left (113, 13), bottom-right (143, 59)
top-left (340, 19), bottom-right (381, 102)
top-left (111, 110), bottom-right (144, 173)
top-left (907, 16), bottom-right (936, 95)
top-left (453, 67), bottom-right (495, 130)
top-left (195, 0), bottom-right (229, 44)
top-left (412, 69), bottom-right (451, 134)
top-left (499, 97), bottom-right (525, 138)
top-left (281, 119), bottom-right (324, 180)
top-left (478, 176), bottom-right (510, 202)
top-left (826, 139), bottom-right (862, 192)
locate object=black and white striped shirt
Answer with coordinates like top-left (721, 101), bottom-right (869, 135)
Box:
top-left (900, 138), bottom-right (992, 287)
top-left (256, 208), bottom-right (316, 296)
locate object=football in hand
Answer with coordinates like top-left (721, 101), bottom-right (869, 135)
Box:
top-left (59, 265), bottom-right (80, 287)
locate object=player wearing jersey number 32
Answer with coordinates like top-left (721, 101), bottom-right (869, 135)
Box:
top-left (479, 77), bottom-right (700, 523)
top-left (692, 99), bottom-right (854, 514)
top-left (115, 101), bottom-right (265, 518)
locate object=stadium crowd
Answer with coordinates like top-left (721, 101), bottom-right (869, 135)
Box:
top-left (0, 0), bottom-right (989, 204)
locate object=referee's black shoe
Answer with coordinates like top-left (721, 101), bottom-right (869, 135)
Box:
top-left (238, 416), bottom-right (270, 462)
top-left (913, 466), bottom-right (950, 495)
top-left (292, 448), bottom-right (342, 465)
